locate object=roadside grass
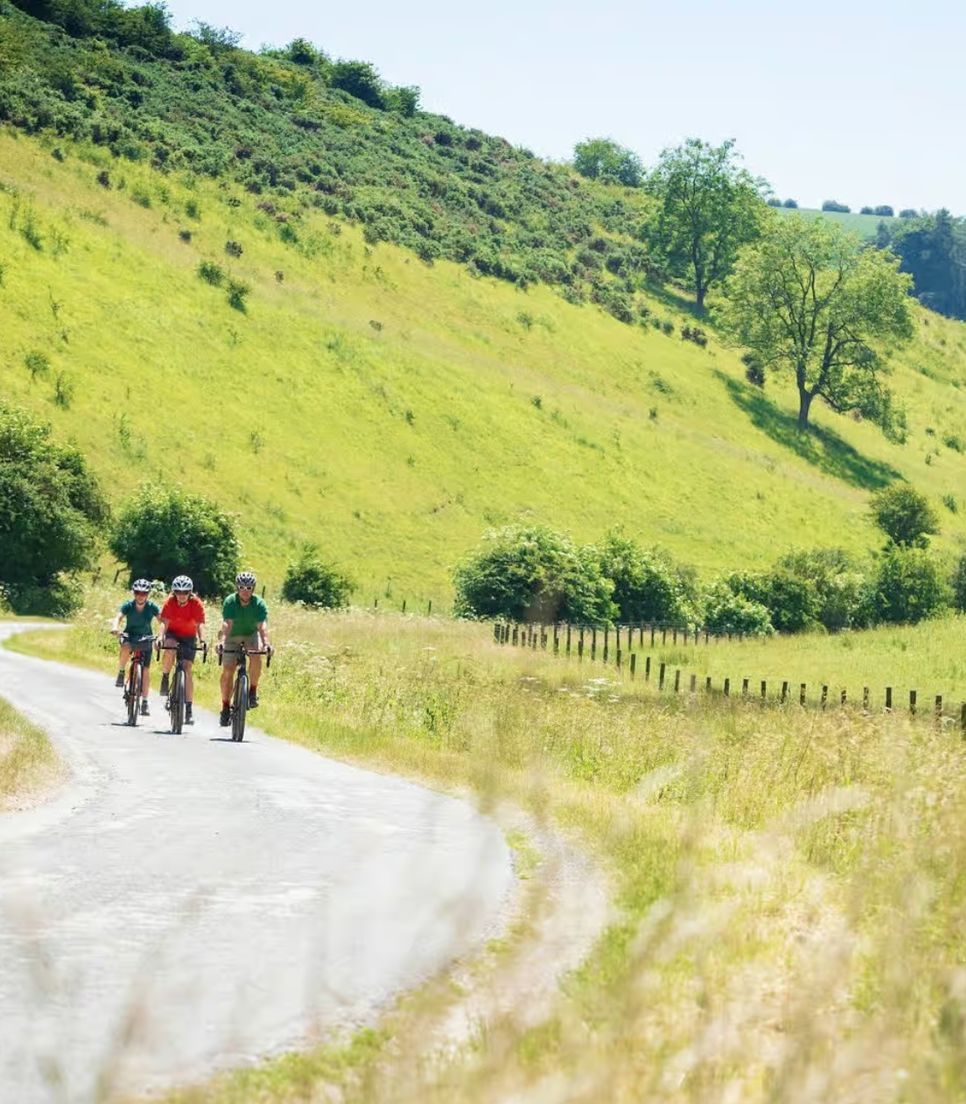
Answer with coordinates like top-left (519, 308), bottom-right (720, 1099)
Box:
top-left (10, 592), bottom-right (966, 1102)
top-left (0, 694), bottom-right (61, 808)
top-left (2, 130), bottom-right (966, 606)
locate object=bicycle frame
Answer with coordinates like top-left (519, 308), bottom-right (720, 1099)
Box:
top-left (119, 633), bottom-right (154, 727)
top-left (157, 638), bottom-right (207, 734)
top-left (218, 642), bottom-right (271, 742)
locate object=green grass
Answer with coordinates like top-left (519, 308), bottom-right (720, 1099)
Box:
top-left (13, 591), bottom-right (966, 1102)
top-left (0, 693), bottom-right (61, 806)
top-left (1, 130), bottom-right (966, 610)
top-left (777, 204), bottom-right (898, 240)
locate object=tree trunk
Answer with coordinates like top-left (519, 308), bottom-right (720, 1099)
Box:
top-left (695, 282), bottom-right (706, 311)
top-left (797, 388), bottom-right (813, 428)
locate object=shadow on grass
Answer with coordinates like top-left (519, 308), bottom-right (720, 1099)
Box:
top-left (717, 372), bottom-right (900, 490)
top-left (643, 280), bottom-right (704, 320)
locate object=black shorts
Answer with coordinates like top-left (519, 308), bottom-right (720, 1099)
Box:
top-left (123, 636), bottom-right (154, 667)
top-left (165, 633), bottom-right (198, 662)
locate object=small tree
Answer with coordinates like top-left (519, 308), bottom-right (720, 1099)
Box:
top-left (720, 216), bottom-right (914, 433)
top-left (110, 484), bottom-right (239, 598)
top-left (702, 581), bottom-right (774, 636)
top-left (648, 138), bottom-right (766, 310)
top-left (776, 548), bottom-right (873, 631)
top-left (871, 547), bottom-right (948, 624)
top-left (281, 547), bottom-right (353, 608)
top-left (870, 484), bottom-right (939, 548)
top-left (453, 525), bottom-right (616, 624)
top-left (573, 138), bottom-right (643, 188)
top-left (0, 402), bottom-right (109, 614)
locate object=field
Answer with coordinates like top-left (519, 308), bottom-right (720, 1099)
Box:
top-left (2, 130), bottom-right (966, 608)
top-left (9, 591), bottom-right (966, 1102)
top-left (777, 205), bottom-right (898, 240)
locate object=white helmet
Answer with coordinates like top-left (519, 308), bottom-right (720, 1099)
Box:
top-left (236, 571), bottom-right (257, 589)
top-left (171, 575), bottom-right (193, 593)
top-left (132, 578), bottom-right (152, 593)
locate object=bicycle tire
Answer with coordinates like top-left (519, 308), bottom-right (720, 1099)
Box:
top-left (127, 659), bottom-right (141, 726)
top-left (232, 670), bottom-right (248, 742)
top-left (171, 668), bottom-right (185, 735)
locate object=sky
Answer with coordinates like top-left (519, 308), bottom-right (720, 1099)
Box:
top-left (160, 0), bottom-right (965, 215)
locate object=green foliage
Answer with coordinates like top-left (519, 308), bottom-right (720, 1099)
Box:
top-left (870, 483), bottom-right (939, 548)
top-left (109, 484), bottom-right (239, 597)
top-left (953, 554), bottom-right (966, 613)
top-left (198, 260), bottom-right (224, 285)
top-left (720, 215), bottom-right (914, 433)
top-left (0, 401), bottom-right (108, 610)
top-left (572, 138), bottom-right (642, 188)
top-left (596, 532), bottom-right (696, 624)
top-left (761, 569), bottom-right (819, 632)
top-left (647, 138), bottom-right (766, 309)
top-left (281, 546), bottom-right (353, 608)
top-left (822, 200), bottom-right (851, 213)
top-left (877, 209), bottom-right (966, 321)
top-left (702, 580), bottom-right (774, 636)
top-left (871, 546), bottom-right (948, 624)
top-left (453, 525), bottom-right (617, 625)
top-left (775, 548), bottom-right (874, 631)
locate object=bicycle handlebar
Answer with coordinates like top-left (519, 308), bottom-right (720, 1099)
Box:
top-left (216, 643), bottom-right (273, 668)
top-left (156, 640), bottom-right (209, 663)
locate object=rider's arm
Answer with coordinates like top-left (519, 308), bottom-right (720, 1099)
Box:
top-left (218, 618), bottom-right (232, 642)
top-left (112, 611), bottom-right (125, 635)
top-left (257, 620), bottom-right (269, 648)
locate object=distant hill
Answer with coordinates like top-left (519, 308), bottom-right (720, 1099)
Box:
top-left (1, 1), bottom-right (965, 605)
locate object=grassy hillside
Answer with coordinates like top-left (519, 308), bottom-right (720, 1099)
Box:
top-left (778, 205), bottom-right (895, 240)
top-left (2, 129), bottom-right (966, 603)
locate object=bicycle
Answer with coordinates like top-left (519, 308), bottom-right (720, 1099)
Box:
top-left (118, 632), bottom-right (155, 727)
top-left (217, 641), bottom-right (272, 742)
top-left (157, 638), bottom-right (208, 734)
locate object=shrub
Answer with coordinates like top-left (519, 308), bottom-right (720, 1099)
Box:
top-left (453, 525), bottom-right (616, 624)
top-left (871, 546), bottom-right (948, 624)
top-left (742, 351), bottom-right (765, 386)
top-left (874, 205), bottom-right (894, 217)
top-left (821, 200), bottom-right (851, 213)
top-left (0, 402), bottom-right (109, 611)
top-left (224, 239), bottom-right (243, 257)
top-left (702, 582), bottom-right (774, 636)
top-left (870, 483), bottom-right (939, 548)
top-left (776, 548), bottom-right (873, 631)
top-left (782, 198), bottom-right (798, 208)
top-left (226, 279), bottom-right (250, 311)
top-left (109, 484), bottom-right (239, 598)
top-left (198, 260), bottom-right (224, 285)
top-left (953, 554), bottom-right (966, 613)
top-left (763, 569), bottom-right (818, 632)
top-left (281, 547), bottom-right (353, 608)
top-left (597, 533), bottom-right (696, 624)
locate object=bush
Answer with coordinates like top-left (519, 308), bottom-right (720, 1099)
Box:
top-left (0, 402), bottom-right (109, 610)
top-left (776, 548), bottom-right (873, 631)
top-left (597, 533), bottom-right (696, 624)
top-left (953, 554), bottom-right (966, 613)
top-left (453, 525), bottom-right (616, 624)
top-left (870, 483), bottom-right (939, 547)
top-left (782, 198), bottom-right (798, 209)
top-left (281, 547), bottom-right (353, 608)
top-left (198, 260), bottom-right (224, 285)
top-left (763, 569), bottom-right (818, 632)
top-left (821, 200), bottom-right (851, 213)
top-left (702, 581), bottom-right (773, 636)
top-left (871, 546), bottom-right (948, 624)
top-left (109, 484), bottom-right (239, 598)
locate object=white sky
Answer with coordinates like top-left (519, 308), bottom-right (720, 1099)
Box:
top-left (160, 0), bottom-right (965, 214)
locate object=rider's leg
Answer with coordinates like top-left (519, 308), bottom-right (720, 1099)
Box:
top-left (184, 660), bottom-right (194, 704)
top-left (249, 653), bottom-right (263, 691)
top-left (117, 642), bottom-right (131, 686)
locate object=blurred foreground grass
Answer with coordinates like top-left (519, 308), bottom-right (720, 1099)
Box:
top-left (0, 695), bottom-right (61, 808)
top-left (8, 592), bottom-right (966, 1103)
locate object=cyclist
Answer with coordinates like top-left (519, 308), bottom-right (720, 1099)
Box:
top-left (111, 579), bottom-right (160, 716)
top-left (217, 570), bottom-right (270, 726)
top-left (158, 575), bottom-right (206, 726)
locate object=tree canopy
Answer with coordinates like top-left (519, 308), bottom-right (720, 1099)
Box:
top-left (720, 215), bottom-right (914, 433)
top-left (0, 402), bottom-right (108, 610)
top-left (572, 138), bottom-right (643, 188)
top-left (869, 484), bottom-right (939, 548)
top-left (647, 138), bottom-right (766, 309)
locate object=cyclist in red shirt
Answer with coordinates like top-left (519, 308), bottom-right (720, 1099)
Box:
top-left (158, 574), bottom-right (206, 725)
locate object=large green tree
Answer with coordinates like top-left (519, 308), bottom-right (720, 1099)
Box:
top-left (720, 216), bottom-right (914, 432)
top-left (648, 138), bottom-right (766, 309)
top-left (0, 402), bottom-right (109, 610)
top-left (572, 138), bottom-right (643, 188)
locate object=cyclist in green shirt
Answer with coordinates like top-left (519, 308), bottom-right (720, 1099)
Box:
top-left (111, 579), bottom-right (160, 716)
top-left (217, 570), bottom-right (270, 726)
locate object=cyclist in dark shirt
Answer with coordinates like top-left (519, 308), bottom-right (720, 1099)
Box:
top-left (111, 579), bottom-right (160, 716)
top-left (217, 571), bottom-right (270, 725)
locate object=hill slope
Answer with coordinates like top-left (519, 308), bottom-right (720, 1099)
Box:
top-left (3, 129), bottom-right (966, 604)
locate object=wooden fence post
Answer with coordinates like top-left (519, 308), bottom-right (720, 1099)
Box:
top-left (935, 695), bottom-right (943, 723)
top-left (645, 655), bottom-right (651, 681)
top-left (961, 702), bottom-right (966, 737)
top-left (800, 683), bottom-right (807, 706)
top-left (650, 625), bottom-right (656, 647)
top-left (603, 626), bottom-right (609, 663)
top-left (909, 689), bottom-right (917, 716)
top-left (761, 680), bottom-right (767, 701)
top-left (662, 627), bottom-right (667, 646)
top-left (674, 669), bottom-right (680, 692)
top-left (427, 600), bottom-right (432, 615)
top-left (841, 688), bottom-right (847, 705)
top-left (659, 662), bottom-right (666, 690)
top-left (630, 653), bottom-right (637, 679)
top-left (706, 676), bottom-right (712, 693)
top-left (672, 628), bottom-right (678, 645)
top-left (863, 686), bottom-right (870, 710)
top-left (553, 624), bottom-right (560, 654)
top-left (591, 628), bottom-right (597, 661)
top-left (402, 598), bottom-right (407, 614)
top-left (742, 678), bottom-right (749, 698)
top-left (821, 685), bottom-right (828, 709)
top-left (616, 648), bottom-right (622, 671)
top-left (690, 673), bottom-right (697, 693)
top-left (724, 677), bottom-right (730, 697)
top-left (781, 680), bottom-right (788, 704)
top-left (886, 686), bottom-right (893, 711)
top-left (566, 624), bottom-right (572, 656)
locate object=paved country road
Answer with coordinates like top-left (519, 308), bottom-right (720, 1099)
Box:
top-left (0, 625), bottom-right (514, 1103)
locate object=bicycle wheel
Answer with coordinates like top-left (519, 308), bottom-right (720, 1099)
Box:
top-left (170, 668), bottom-right (185, 735)
top-left (126, 660), bottom-right (140, 726)
top-left (232, 669), bottom-right (248, 742)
